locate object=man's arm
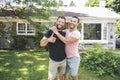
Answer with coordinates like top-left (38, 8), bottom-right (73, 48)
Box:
top-left (51, 27), bottom-right (80, 44)
top-left (40, 33), bottom-right (56, 47)
top-left (55, 32), bottom-right (78, 44)
top-left (40, 37), bottom-right (49, 47)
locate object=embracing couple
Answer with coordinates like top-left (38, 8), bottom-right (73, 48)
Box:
top-left (40, 16), bottom-right (81, 80)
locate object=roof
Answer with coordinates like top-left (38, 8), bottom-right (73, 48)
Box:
top-left (0, 7), bottom-right (120, 20)
top-left (51, 10), bottom-right (88, 17)
top-left (57, 7), bottom-right (120, 19)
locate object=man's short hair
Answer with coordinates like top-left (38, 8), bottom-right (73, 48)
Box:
top-left (57, 16), bottom-right (66, 21)
top-left (72, 16), bottom-right (80, 23)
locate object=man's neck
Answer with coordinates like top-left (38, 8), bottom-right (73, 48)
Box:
top-left (58, 29), bottom-right (62, 31)
top-left (70, 28), bottom-right (77, 32)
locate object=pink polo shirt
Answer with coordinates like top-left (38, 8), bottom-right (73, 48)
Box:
top-left (65, 29), bottom-right (81, 58)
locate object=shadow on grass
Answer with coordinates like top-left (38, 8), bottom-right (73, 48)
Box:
top-left (0, 50), bottom-right (49, 80)
top-left (0, 50), bottom-right (120, 80)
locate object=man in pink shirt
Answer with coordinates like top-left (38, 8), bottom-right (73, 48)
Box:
top-left (51, 16), bottom-right (81, 80)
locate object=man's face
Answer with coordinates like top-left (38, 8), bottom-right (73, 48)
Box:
top-left (69, 18), bottom-right (78, 29)
top-left (56, 18), bottom-right (65, 30)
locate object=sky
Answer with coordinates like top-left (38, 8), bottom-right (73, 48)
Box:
top-left (60, 0), bottom-right (88, 6)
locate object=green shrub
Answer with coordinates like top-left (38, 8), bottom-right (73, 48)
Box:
top-left (11, 36), bottom-right (28, 50)
top-left (81, 43), bottom-right (120, 77)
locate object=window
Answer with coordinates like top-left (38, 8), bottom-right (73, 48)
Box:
top-left (27, 24), bottom-right (35, 33)
top-left (84, 23), bottom-right (101, 40)
top-left (82, 23), bottom-right (108, 43)
top-left (17, 23), bottom-right (35, 35)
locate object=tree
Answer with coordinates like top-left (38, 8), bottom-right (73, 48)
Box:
top-left (85, 0), bottom-right (99, 7)
top-left (0, 0), bottom-right (58, 49)
top-left (58, 0), bottom-right (64, 6)
top-left (0, 0), bottom-right (57, 22)
top-left (0, 0), bottom-right (58, 34)
top-left (69, 1), bottom-right (76, 7)
top-left (86, 0), bottom-right (120, 13)
top-left (116, 20), bottom-right (120, 34)
top-left (106, 0), bottom-right (120, 13)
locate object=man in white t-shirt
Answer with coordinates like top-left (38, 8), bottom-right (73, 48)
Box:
top-left (51, 16), bottom-right (81, 80)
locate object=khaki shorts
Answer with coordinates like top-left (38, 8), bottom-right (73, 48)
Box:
top-left (48, 58), bottom-right (66, 80)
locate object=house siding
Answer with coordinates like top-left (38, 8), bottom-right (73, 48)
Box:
top-left (107, 23), bottom-right (116, 49)
top-left (0, 22), bottom-right (3, 29)
top-left (12, 22), bottom-right (17, 36)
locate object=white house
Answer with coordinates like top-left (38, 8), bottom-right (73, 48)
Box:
top-left (53, 6), bottom-right (120, 49)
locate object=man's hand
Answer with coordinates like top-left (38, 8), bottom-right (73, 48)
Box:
top-left (50, 26), bottom-right (59, 35)
top-left (47, 33), bottom-right (56, 43)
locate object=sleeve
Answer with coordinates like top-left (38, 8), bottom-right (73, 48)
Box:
top-left (71, 30), bottom-right (81, 39)
top-left (44, 29), bottom-right (53, 38)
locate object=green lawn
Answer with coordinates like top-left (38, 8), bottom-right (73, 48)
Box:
top-left (0, 50), bottom-right (120, 80)
top-left (115, 48), bottom-right (120, 54)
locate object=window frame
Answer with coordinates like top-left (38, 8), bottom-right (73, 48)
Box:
top-left (81, 23), bottom-right (108, 44)
top-left (16, 22), bottom-right (35, 35)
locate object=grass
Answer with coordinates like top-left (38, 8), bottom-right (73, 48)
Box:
top-left (0, 50), bottom-right (49, 80)
top-left (115, 48), bottom-right (120, 54)
top-left (0, 49), bottom-right (120, 80)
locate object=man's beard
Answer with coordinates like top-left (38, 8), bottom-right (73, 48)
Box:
top-left (69, 23), bottom-right (76, 29)
top-left (69, 25), bottom-right (76, 29)
top-left (56, 25), bottom-right (63, 30)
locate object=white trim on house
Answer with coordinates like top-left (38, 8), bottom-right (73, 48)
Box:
top-left (80, 22), bottom-right (109, 44)
top-left (80, 40), bottom-right (108, 44)
top-left (16, 22), bottom-right (35, 35)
